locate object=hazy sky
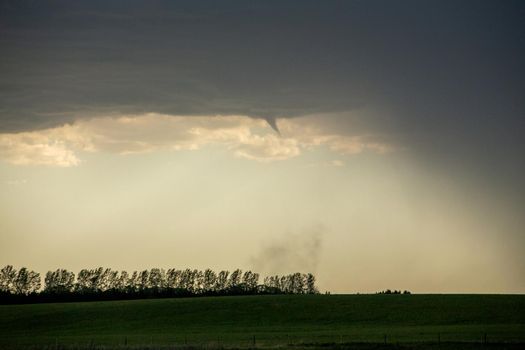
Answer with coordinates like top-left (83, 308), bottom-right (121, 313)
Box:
top-left (1, 0), bottom-right (524, 293)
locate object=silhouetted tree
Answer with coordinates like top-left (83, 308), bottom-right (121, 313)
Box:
top-left (305, 273), bottom-right (318, 294)
top-left (128, 271), bottom-right (139, 291)
top-left (215, 270), bottom-right (229, 291)
top-left (0, 265), bottom-right (17, 293)
top-left (263, 275), bottom-right (281, 293)
top-left (203, 269), bottom-right (216, 293)
top-left (13, 268), bottom-right (40, 295)
top-left (99, 268), bottom-right (118, 291)
top-left (228, 269), bottom-right (242, 290)
top-left (242, 271), bottom-right (259, 292)
top-left (138, 270), bottom-right (149, 290)
top-left (148, 268), bottom-right (166, 290)
top-left (280, 275), bottom-right (291, 293)
top-left (291, 273), bottom-right (305, 294)
top-left (75, 269), bottom-right (91, 292)
top-left (44, 269), bottom-right (75, 293)
top-left (74, 268), bottom-right (109, 292)
top-left (90, 267), bottom-right (105, 292)
top-left (115, 271), bottom-right (129, 292)
top-left (179, 269), bottom-right (193, 291)
top-left (166, 269), bottom-right (181, 289)
top-left (193, 269), bottom-right (204, 293)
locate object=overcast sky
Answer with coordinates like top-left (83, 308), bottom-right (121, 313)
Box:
top-left (1, 0), bottom-right (524, 293)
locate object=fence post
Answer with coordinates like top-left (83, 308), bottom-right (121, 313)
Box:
top-left (383, 334), bottom-right (387, 345)
top-left (253, 335), bottom-right (256, 348)
top-left (438, 333), bottom-right (440, 345)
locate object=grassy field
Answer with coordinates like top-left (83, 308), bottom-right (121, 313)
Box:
top-left (0, 294), bottom-right (524, 349)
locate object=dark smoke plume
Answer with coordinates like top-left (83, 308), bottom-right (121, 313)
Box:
top-left (250, 226), bottom-right (324, 275)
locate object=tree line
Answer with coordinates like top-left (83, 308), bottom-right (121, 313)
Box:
top-left (0, 265), bottom-right (318, 303)
top-left (376, 289), bottom-right (411, 295)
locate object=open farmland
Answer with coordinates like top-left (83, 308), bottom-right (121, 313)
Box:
top-left (1, 294), bottom-right (524, 349)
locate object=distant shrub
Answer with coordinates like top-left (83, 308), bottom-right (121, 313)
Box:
top-left (376, 289), bottom-right (411, 295)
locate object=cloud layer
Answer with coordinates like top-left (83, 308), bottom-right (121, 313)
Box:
top-left (1, 0), bottom-right (523, 193)
top-left (0, 114), bottom-right (393, 166)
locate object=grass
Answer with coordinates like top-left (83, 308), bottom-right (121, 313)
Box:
top-left (0, 294), bottom-right (524, 349)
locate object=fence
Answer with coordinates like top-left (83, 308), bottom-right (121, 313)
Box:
top-left (5, 332), bottom-right (525, 350)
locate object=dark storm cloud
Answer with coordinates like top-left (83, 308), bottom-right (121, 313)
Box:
top-left (0, 0), bottom-right (371, 132)
top-left (1, 0), bottom-right (524, 185)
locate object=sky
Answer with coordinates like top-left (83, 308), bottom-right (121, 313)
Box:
top-left (1, 0), bottom-right (524, 293)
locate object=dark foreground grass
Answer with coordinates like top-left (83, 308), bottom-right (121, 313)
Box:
top-left (0, 294), bottom-right (524, 349)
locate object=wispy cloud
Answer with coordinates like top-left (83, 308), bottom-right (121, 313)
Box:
top-left (0, 114), bottom-right (394, 167)
top-left (0, 134), bottom-right (81, 167)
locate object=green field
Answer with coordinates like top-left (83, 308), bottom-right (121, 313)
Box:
top-left (1, 294), bottom-right (524, 349)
